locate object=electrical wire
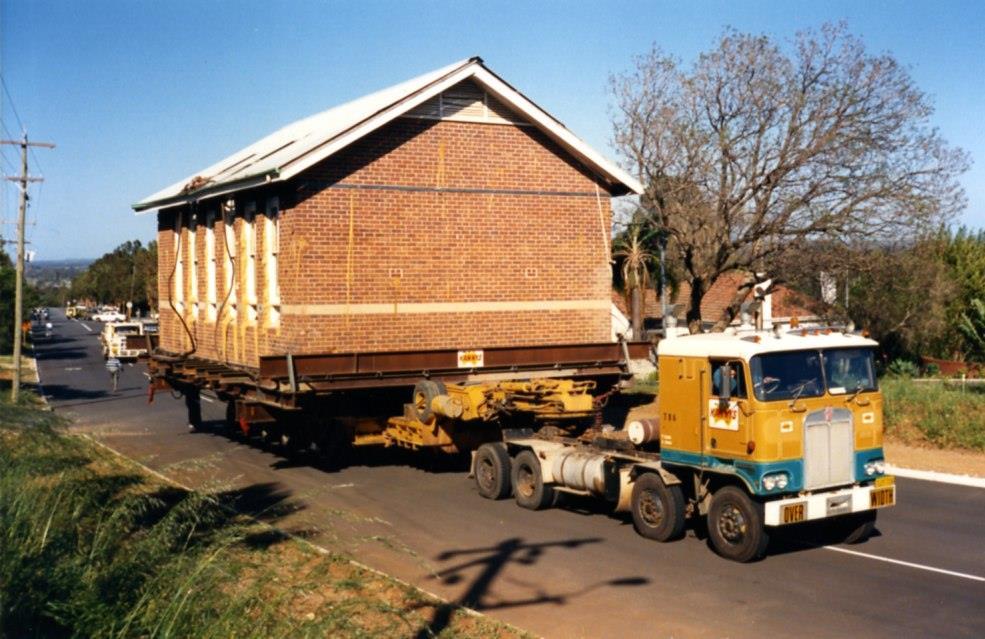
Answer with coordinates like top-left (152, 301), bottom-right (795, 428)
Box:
top-left (0, 74), bottom-right (26, 133)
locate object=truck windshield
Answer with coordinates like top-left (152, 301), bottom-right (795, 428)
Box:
top-left (750, 351), bottom-right (825, 402)
top-left (750, 347), bottom-right (878, 401)
top-left (823, 348), bottom-right (877, 394)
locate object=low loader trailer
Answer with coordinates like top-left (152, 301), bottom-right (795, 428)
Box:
top-left (147, 327), bottom-right (895, 562)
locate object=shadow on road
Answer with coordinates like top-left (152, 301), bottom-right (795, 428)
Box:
top-left (40, 383), bottom-right (147, 408)
top-left (415, 536), bottom-right (649, 638)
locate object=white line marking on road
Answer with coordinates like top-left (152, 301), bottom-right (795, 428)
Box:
top-left (200, 396), bottom-right (214, 403)
top-left (64, 367), bottom-right (81, 371)
top-left (824, 546), bottom-right (985, 582)
top-left (887, 464), bottom-right (985, 488)
top-left (79, 322), bottom-right (92, 333)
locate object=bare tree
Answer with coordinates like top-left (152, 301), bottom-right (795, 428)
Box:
top-left (611, 23), bottom-right (969, 333)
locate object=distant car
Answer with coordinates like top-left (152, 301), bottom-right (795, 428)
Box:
top-left (92, 310), bottom-right (125, 322)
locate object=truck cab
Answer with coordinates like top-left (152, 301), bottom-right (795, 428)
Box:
top-left (655, 328), bottom-right (894, 559)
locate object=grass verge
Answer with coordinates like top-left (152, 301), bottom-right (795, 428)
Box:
top-left (881, 378), bottom-right (985, 451)
top-left (0, 391), bottom-right (523, 638)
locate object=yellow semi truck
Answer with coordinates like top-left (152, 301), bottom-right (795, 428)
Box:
top-left (149, 325), bottom-right (894, 562)
top-left (467, 326), bottom-right (895, 562)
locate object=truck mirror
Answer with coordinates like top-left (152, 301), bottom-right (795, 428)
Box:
top-left (718, 364), bottom-right (732, 405)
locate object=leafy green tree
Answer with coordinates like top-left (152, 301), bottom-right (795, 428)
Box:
top-left (69, 240), bottom-right (158, 315)
top-left (958, 299), bottom-right (985, 363)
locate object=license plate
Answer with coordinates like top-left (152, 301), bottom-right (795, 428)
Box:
top-left (870, 486), bottom-right (895, 508)
top-left (782, 502), bottom-right (806, 524)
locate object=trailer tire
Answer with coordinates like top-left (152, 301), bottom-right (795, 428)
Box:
top-left (630, 473), bottom-right (686, 542)
top-left (708, 486), bottom-right (769, 562)
top-left (412, 380), bottom-right (446, 423)
top-left (474, 443), bottom-right (512, 500)
top-left (512, 450), bottom-right (555, 510)
top-left (834, 510), bottom-right (877, 544)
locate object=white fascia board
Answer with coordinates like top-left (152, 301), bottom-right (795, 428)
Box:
top-left (470, 67), bottom-right (644, 195)
top-left (276, 65), bottom-right (481, 181)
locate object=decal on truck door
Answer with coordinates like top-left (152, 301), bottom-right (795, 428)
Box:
top-left (708, 399), bottom-right (740, 431)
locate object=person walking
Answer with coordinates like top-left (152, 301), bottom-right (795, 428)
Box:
top-left (105, 357), bottom-right (122, 392)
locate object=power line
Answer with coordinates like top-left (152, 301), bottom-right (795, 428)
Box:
top-left (0, 74), bottom-right (26, 133)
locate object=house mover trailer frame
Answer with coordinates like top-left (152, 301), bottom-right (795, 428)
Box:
top-left (135, 58), bottom-right (893, 562)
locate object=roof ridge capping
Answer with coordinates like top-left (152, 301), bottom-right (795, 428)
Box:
top-left (133, 57), bottom-right (643, 212)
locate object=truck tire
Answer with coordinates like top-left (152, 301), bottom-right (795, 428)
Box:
top-left (834, 510), bottom-right (877, 544)
top-left (512, 450), bottom-right (555, 510)
top-left (474, 442), bottom-right (512, 500)
top-left (708, 486), bottom-right (769, 562)
top-left (412, 380), bottom-right (446, 422)
top-left (630, 473), bottom-right (686, 542)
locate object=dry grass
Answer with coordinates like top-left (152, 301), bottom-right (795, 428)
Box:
top-left (0, 390), bottom-right (526, 639)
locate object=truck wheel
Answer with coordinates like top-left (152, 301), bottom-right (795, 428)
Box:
top-left (512, 450), bottom-right (555, 510)
top-left (630, 473), bottom-right (686, 542)
top-left (474, 443), bottom-right (512, 500)
top-left (412, 380), bottom-right (446, 422)
top-left (835, 510), bottom-right (877, 544)
top-left (708, 486), bottom-right (769, 562)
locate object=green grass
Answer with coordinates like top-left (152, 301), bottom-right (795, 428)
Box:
top-left (881, 378), bottom-right (985, 451)
top-left (0, 392), bottom-right (522, 638)
top-left (624, 371), bottom-right (658, 396)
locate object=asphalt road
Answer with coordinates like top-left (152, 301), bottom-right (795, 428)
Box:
top-left (31, 308), bottom-right (985, 638)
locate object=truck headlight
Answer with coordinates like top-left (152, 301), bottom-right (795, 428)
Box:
top-left (761, 473), bottom-right (789, 491)
top-left (863, 459), bottom-right (885, 476)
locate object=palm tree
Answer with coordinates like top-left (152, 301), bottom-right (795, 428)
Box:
top-left (614, 225), bottom-right (655, 339)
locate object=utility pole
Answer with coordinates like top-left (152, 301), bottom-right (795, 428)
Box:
top-left (3, 133), bottom-right (54, 402)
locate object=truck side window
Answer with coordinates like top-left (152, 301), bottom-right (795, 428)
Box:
top-left (711, 361), bottom-right (747, 399)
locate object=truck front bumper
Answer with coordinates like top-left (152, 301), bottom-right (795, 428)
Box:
top-left (763, 476), bottom-right (895, 526)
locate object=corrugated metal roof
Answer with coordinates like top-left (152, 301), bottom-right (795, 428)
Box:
top-left (133, 57), bottom-right (643, 212)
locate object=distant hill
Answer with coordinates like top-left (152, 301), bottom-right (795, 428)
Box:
top-left (26, 259), bottom-right (92, 287)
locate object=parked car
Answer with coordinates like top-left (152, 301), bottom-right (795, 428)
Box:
top-left (92, 309), bottom-right (126, 322)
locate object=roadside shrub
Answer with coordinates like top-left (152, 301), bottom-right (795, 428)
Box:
top-left (882, 378), bottom-right (985, 450)
top-left (886, 359), bottom-right (920, 378)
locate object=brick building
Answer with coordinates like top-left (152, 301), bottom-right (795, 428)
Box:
top-left (134, 58), bottom-right (642, 368)
top-left (613, 271), bottom-right (826, 336)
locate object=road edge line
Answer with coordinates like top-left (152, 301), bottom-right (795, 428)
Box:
top-left (886, 464), bottom-right (985, 489)
top-left (823, 546), bottom-right (985, 582)
top-left (75, 433), bottom-right (524, 634)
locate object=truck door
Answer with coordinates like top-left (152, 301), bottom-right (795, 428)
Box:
top-left (705, 360), bottom-right (751, 458)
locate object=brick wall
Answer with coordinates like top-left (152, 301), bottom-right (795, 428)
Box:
top-left (157, 116), bottom-right (615, 367)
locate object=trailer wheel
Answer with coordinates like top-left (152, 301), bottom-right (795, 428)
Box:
top-left (630, 473), bottom-right (685, 542)
top-left (708, 486), bottom-right (769, 562)
top-left (512, 450), bottom-right (555, 510)
top-left (412, 380), bottom-right (446, 422)
top-left (833, 510), bottom-right (877, 544)
top-left (474, 443), bottom-right (512, 500)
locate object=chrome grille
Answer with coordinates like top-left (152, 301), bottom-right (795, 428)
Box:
top-left (803, 408), bottom-right (855, 490)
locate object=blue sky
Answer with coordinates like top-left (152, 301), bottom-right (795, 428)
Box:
top-left (2, 0), bottom-right (984, 260)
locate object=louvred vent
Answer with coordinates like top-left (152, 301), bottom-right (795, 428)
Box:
top-left (405, 80), bottom-right (527, 125)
